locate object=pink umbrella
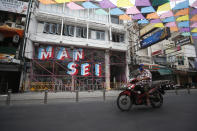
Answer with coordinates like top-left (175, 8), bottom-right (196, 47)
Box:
top-left (126, 6), bottom-right (140, 14)
top-left (160, 11), bottom-right (174, 19)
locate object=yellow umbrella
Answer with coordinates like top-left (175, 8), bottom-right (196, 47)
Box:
top-left (117, 0), bottom-right (133, 7)
top-left (191, 28), bottom-right (197, 32)
top-left (39, 0), bottom-right (57, 4)
top-left (154, 23), bottom-right (164, 28)
top-left (55, 0), bottom-right (70, 3)
top-left (157, 2), bottom-right (171, 12)
top-left (176, 15), bottom-right (189, 21)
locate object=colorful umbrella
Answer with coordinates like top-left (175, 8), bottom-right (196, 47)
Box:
top-left (67, 2), bottom-right (84, 10)
top-left (119, 14), bottom-right (132, 20)
top-left (39, 0), bottom-right (57, 4)
top-left (135, 0), bottom-right (151, 6)
top-left (181, 32), bottom-right (191, 36)
top-left (126, 6), bottom-right (140, 14)
top-left (163, 16), bottom-right (175, 22)
top-left (174, 8), bottom-right (189, 16)
top-left (176, 15), bottom-right (189, 21)
top-left (178, 21), bottom-right (190, 27)
top-left (95, 9), bottom-right (108, 15)
top-left (165, 22), bottom-right (177, 27)
top-left (138, 19), bottom-right (149, 24)
top-left (99, 0), bottom-right (116, 9)
top-left (141, 6), bottom-right (155, 13)
top-left (154, 23), bottom-right (164, 27)
top-left (190, 22), bottom-right (197, 27)
top-left (146, 12), bottom-right (160, 19)
top-left (82, 1), bottom-right (99, 8)
top-left (191, 28), bottom-right (197, 32)
top-left (132, 14), bottom-right (145, 19)
top-left (55, 0), bottom-right (70, 3)
top-left (192, 33), bottom-right (197, 37)
top-left (172, 0), bottom-right (189, 10)
top-left (191, 8), bottom-right (197, 15)
top-left (157, 2), bottom-right (171, 12)
top-left (160, 11), bottom-right (174, 19)
top-left (150, 19), bottom-right (162, 23)
top-left (179, 28), bottom-right (190, 32)
top-left (110, 8), bottom-right (125, 15)
top-left (117, 0), bottom-right (133, 7)
top-left (170, 26), bottom-right (179, 32)
top-left (190, 15), bottom-right (197, 21)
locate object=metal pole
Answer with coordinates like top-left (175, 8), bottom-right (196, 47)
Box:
top-left (6, 89), bottom-right (12, 106)
top-left (175, 87), bottom-right (178, 95)
top-left (103, 88), bottom-right (106, 101)
top-left (76, 90), bottom-right (79, 102)
top-left (44, 89), bottom-right (48, 104)
top-left (187, 85), bottom-right (190, 94)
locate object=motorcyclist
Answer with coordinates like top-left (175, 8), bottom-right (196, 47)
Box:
top-left (136, 64), bottom-right (152, 106)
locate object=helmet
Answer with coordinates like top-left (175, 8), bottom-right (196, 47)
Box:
top-left (139, 64), bottom-right (144, 71)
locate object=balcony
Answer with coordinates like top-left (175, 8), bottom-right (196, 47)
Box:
top-left (34, 3), bottom-right (125, 31)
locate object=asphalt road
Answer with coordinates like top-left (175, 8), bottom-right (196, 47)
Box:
top-left (0, 93), bottom-right (197, 131)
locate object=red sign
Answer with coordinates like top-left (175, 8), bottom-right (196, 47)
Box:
top-left (152, 50), bottom-right (162, 56)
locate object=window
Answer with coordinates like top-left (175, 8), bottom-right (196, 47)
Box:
top-left (43, 22), bottom-right (61, 35)
top-left (90, 30), bottom-right (105, 40)
top-left (112, 33), bottom-right (124, 42)
top-left (76, 27), bottom-right (87, 38)
top-left (177, 56), bottom-right (184, 65)
top-left (63, 25), bottom-right (74, 37)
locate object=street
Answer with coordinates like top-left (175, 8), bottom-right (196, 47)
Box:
top-left (0, 92), bottom-right (197, 131)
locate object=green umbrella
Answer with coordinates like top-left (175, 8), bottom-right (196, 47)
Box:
top-left (151, 0), bottom-right (169, 6)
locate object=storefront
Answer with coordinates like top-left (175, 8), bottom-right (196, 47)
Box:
top-left (27, 44), bottom-right (127, 91)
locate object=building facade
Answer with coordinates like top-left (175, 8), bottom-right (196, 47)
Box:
top-left (22, 2), bottom-right (130, 91)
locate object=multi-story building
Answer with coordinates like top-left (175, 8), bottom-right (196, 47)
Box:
top-left (0, 0), bottom-right (28, 94)
top-left (22, 2), bottom-right (130, 91)
top-left (129, 22), bottom-right (197, 86)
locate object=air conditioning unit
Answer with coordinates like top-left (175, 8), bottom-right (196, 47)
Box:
top-left (13, 35), bottom-right (20, 43)
top-left (5, 22), bottom-right (16, 28)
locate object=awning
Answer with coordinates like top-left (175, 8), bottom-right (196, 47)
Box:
top-left (158, 68), bottom-right (172, 75)
top-left (0, 25), bottom-right (24, 38)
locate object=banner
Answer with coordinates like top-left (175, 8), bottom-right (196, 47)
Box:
top-left (0, 0), bottom-right (28, 14)
top-left (140, 28), bottom-right (170, 48)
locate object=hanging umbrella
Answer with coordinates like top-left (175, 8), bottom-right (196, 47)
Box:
top-left (99, 0), bottom-right (116, 8)
top-left (95, 9), bottom-right (108, 15)
top-left (138, 19), bottom-right (149, 24)
top-left (141, 6), bottom-right (155, 13)
top-left (172, 0), bottom-right (189, 10)
top-left (110, 8), bottom-right (125, 15)
top-left (82, 1), bottom-right (99, 8)
top-left (154, 23), bottom-right (164, 27)
top-left (174, 8), bottom-right (189, 16)
top-left (179, 28), bottom-right (190, 32)
top-left (119, 14), bottom-right (132, 20)
top-left (192, 33), bottom-right (197, 37)
top-left (146, 12), bottom-right (160, 19)
top-left (160, 11), bottom-right (174, 19)
top-left (191, 8), bottom-right (197, 15)
top-left (151, 0), bottom-right (169, 6)
top-left (191, 28), bottom-right (197, 32)
top-left (165, 22), bottom-right (177, 27)
top-left (39, 0), bottom-right (57, 4)
top-left (157, 2), bottom-right (171, 12)
top-left (190, 15), bottom-right (197, 21)
top-left (176, 15), bottom-right (189, 21)
top-left (117, 0), bottom-right (133, 7)
top-left (178, 21), bottom-right (190, 27)
top-left (190, 22), bottom-right (197, 27)
top-left (126, 6), bottom-right (140, 14)
top-left (150, 19), bottom-right (162, 23)
top-left (170, 26), bottom-right (179, 32)
top-left (55, 0), bottom-right (70, 3)
top-left (67, 2), bottom-right (84, 10)
top-left (135, 0), bottom-right (151, 6)
top-left (132, 13), bottom-right (145, 19)
top-left (181, 32), bottom-right (190, 36)
top-left (163, 16), bottom-right (175, 23)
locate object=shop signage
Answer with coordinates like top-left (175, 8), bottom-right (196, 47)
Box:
top-left (0, 0), bottom-right (28, 15)
top-left (175, 37), bottom-right (191, 46)
top-left (0, 53), bottom-right (15, 63)
top-left (38, 46), bottom-right (102, 77)
top-left (140, 28), bottom-right (170, 48)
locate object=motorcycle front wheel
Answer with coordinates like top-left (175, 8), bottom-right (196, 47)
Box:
top-left (117, 94), bottom-right (132, 111)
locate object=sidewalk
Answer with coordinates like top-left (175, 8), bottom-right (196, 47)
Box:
top-left (0, 89), bottom-right (197, 105)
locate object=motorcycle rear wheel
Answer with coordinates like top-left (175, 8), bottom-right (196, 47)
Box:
top-left (117, 94), bottom-right (132, 111)
top-left (150, 92), bottom-right (163, 108)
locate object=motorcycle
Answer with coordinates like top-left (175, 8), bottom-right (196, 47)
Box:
top-left (117, 78), bottom-right (165, 111)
